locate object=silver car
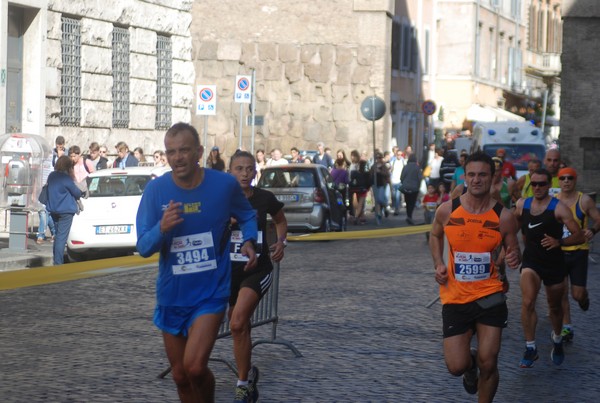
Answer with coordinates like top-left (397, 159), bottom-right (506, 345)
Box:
top-left (257, 164), bottom-right (346, 232)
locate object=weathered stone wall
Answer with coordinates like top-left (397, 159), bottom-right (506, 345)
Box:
top-left (561, 0), bottom-right (600, 193)
top-left (45, 0), bottom-right (195, 157)
top-left (190, 0), bottom-right (393, 159)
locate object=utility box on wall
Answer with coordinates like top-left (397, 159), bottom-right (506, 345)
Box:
top-left (0, 133), bottom-right (52, 210)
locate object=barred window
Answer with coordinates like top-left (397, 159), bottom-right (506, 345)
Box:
top-left (112, 27), bottom-right (130, 128)
top-left (61, 17), bottom-right (81, 126)
top-left (156, 35), bottom-right (172, 130)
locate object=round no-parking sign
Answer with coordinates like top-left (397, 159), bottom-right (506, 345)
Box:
top-left (196, 85), bottom-right (217, 116)
top-left (235, 75), bottom-right (252, 103)
top-left (422, 100), bottom-right (437, 116)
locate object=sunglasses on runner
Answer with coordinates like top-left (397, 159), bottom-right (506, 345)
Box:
top-left (559, 176), bottom-right (574, 181)
top-left (530, 181), bottom-right (548, 187)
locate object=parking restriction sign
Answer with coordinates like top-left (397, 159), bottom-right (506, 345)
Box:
top-left (422, 100), bottom-right (437, 116)
top-left (196, 85), bottom-right (217, 115)
top-left (234, 75), bottom-right (252, 104)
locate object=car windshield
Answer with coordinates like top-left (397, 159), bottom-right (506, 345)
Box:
top-left (258, 169), bottom-right (316, 188)
top-left (87, 175), bottom-right (151, 197)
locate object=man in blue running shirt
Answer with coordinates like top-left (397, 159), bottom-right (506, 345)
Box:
top-left (137, 122), bottom-right (257, 402)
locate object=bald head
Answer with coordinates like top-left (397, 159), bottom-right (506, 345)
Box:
top-left (544, 149), bottom-right (561, 176)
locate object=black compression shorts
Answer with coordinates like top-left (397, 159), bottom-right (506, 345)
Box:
top-left (564, 250), bottom-right (589, 287)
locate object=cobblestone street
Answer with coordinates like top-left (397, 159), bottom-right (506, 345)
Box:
top-left (1, 213), bottom-right (599, 402)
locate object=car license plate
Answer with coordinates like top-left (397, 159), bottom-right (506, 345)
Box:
top-left (96, 225), bottom-right (131, 235)
top-left (276, 194), bottom-right (299, 202)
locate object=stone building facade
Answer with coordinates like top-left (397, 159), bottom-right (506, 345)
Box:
top-left (435, 0), bottom-right (529, 129)
top-left (1, 0), bottom-right (195, 158)
top-left (561, 0), bottom-right (600, 193)
top-left (190, 0), bottom-right (394, 159)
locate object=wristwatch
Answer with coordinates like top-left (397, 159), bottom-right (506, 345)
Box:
top-left (279, 237), bottom-right (288, 247)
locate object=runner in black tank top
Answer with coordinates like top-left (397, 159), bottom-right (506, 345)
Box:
top-left (514, 168), bottom-right (585, 369)
top-left (521, 197), bottom-right (565, 274)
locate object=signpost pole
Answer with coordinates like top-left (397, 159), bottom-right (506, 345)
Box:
top-left (360, 95), bottom-right (386, 225)
top-left (238, 103), bottom-right (243, 151)
top-left (371, 97), bottom-right (378, 191)
top-left (203, 116), bottom-right (208, 167)
top-left (250, 69), bottom-right (256, 155)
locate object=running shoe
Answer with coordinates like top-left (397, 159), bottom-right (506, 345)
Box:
top-left (579, 296), bottom-right (590, 311)
top-left (551, 333), bottom-right (565, 365)
top-left (462, 347), bottom-right (478, 395)
top-left (233, 385), bottom-right (251, 403)
top-left (561, 327), bottom-right (574, 343)
top-left (248, 366), bottom-right (259, 402)
top-left (519, 347), bottom-right (539, 368)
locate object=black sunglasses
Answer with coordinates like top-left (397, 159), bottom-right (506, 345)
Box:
top-left (530, 181), bottom-right (548, 187)
top-left (559, 176), bottom-right (574, 181)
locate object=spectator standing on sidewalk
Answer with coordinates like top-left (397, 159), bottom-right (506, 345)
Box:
top-left (133, 147), bottom-right (147, 164)
top-left (555, 167), bottom-right (600, 343)
top-left (87, 142), bottom-right (108, 170)
top-left (289, 147), bottom-right (304, 163)
top-left (52, 135), bottom-right (68, 167)
top-left (206, 146), bottom-right (226, 171)
top-left (390, 149), bottom-right (406, 216)
top-left (313, 141), bottom-right (333, 169)
top-left (400, 154), bottom-right (422, 225)
top-left (228, 150), bottom-right (287, 403)
top-left (349, 160), bottom-right (371, 225)
top-left (429, 151), bottom-right (521, 402)
top-left (513, 168), bottom-right (584, 368)
top-left (370, 151), bottom-right (391, 224)
top-left (136, 122), bottom-right (257, 403)
top-left (46, 156), bottom-right (84, 265)
top-left (113, 142), bottom-right (139, 168)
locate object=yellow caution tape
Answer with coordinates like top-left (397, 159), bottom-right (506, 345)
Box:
top-left (0, 254), bottom-right (158, 291)
top-left (288, 224), bottom-right (431, 241)
top-left (1, 225), bottom-right (432, 290)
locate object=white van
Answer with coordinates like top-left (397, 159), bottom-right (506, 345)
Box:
top-left (471, 121), bottom-right (546, 178)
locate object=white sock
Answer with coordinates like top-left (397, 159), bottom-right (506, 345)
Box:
top-left (552, 331), bottom-right (562, 344)
top-left (526, 340), bottom-right (536, 350)
top-left (237, 380), bottom-right (249, 387)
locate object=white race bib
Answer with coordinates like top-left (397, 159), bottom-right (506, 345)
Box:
top-left (454, 251), bottom-right (491, 282)
top-left (230, 230), bottom-right (263, 262)
top-left (170, 232), bottom-right (217, 275)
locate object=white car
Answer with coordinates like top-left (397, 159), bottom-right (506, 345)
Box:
top-left (67, 166), bottom-right (170, 261)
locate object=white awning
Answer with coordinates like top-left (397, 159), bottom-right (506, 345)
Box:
top-left (466, 104), bottom-right (525, 122)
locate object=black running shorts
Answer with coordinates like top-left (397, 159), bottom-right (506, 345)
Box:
top-left (442, 300), bottom-right (508, 338)
top-left (229, 265), bottom-right (273, 307)
top-left (564, 250), bottom-right (589, 287)
top-left (521, 258), bottom-right (567, 286)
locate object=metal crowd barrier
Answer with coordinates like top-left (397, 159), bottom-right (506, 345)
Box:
top-left (158, 261), bottom-right (302, 379)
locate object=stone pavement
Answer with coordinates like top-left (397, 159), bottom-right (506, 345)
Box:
top-left (1, 208), bottom-right (600, 402)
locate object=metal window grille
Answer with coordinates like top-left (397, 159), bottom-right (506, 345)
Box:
top-left (61, 17), bottom-right (81, 126)
top-left (156, 35), bottom-right (172, 130)
top-left (112, 27), bottom-right (130, 128)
